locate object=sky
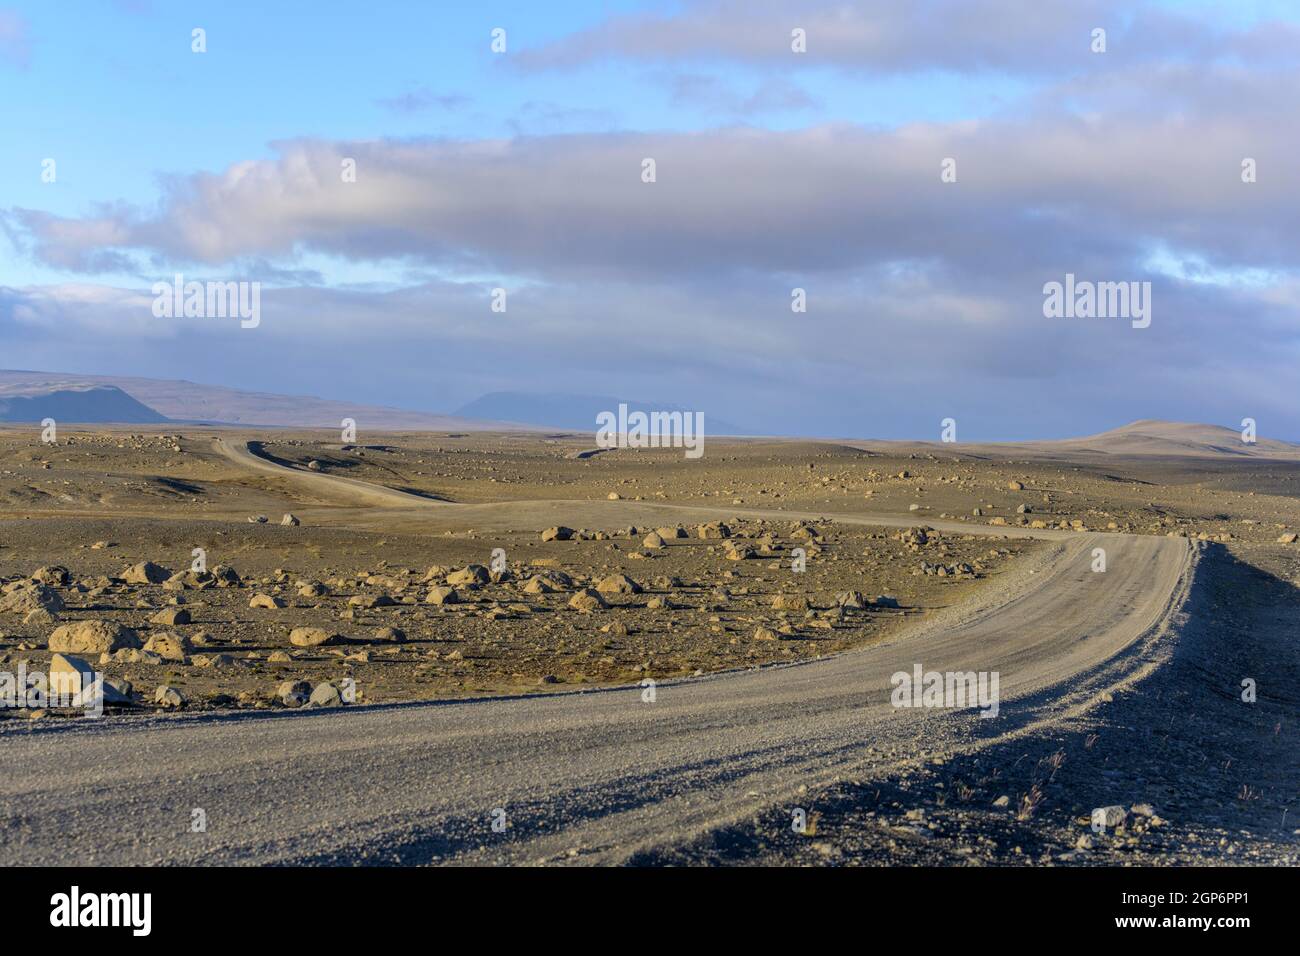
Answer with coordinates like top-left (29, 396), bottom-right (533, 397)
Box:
top-left (1, 0), bottom-right (1299, 440)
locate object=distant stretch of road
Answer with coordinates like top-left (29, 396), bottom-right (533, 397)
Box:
top-left (0, 440), bottom-right (1195, 864)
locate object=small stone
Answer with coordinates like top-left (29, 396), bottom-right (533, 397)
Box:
top-left (153, 685), bottom-right (186, 709)
top-left (425, 586), bottom-right (460, 605)
top-left (309, 681), bottom-right (346, 707)
top-left (122, 562), bottom-right (171, 585)
top-left (568, 588), bottom-right (608, 612)
top-left (1091, 805), bottom-right (1127, 829)
top-left (142, 631), bottom-right (192, 662)
top-left (150, 607), bottom-right (191, 626)
top-left (278, 680), bottom-right (312, 707)
top-left (289, 627), bottom-right (342, 648)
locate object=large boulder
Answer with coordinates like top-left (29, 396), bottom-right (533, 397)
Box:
top-left (595, 574), bottom-right (642, 595)
top-left (771, 593), bottom-right (809, 612)
top-left (424, 586), bottom-right (460, 606)
top-left (277, 680), bottom-right (312, 707)
top-left (121, 562), bottom-right (170, 585)
top-left (309, 681), bottom-right (349, 707)
top-left (150, 607), bottom-right (191, 626)
top-left (0, 584), bottom-right (64, 615)
top-left (142, 632), bottom-right (192, 662)
top-left (48, 620), bottom-right (139, 655)
top-left (289, 627), bottom-right (343, 648)
top-left (153, 685), bottom-right (186, 709)
top-left (568, 588), bottom-right (608, 612)
top-left (446, 565), bottom-right (489, 586)
top-left (30, 566), bottom-right (70, 587)
top-left (49, 653), bottom-right (132, 706)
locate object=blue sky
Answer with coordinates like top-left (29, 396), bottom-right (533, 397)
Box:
top-left (3, 0), bottom-right (1300, 438)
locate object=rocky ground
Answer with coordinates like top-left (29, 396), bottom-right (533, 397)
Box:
top-left (1, 425), bottom-right (1297, 867)
top-left (0, 428), bottom-right (1042, 713)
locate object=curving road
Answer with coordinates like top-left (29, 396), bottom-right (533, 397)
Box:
top-left (0, 440), bottom-right (1197, 865)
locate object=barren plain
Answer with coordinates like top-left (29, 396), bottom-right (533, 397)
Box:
top-left (1, 423), bottom-right (1297, 866)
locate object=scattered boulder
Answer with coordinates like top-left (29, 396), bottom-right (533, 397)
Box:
top-left (23, 607), bottom-right (58, 626)
top-left (47, 654), bottom-right (133, 707)
top-left (210, 566), bottom-right (242, 588)
top-left (1091, 805), bottom-right (1127, 829)
top-left (752, 626), bottom-right (780, 641)
top-left (541, 527), bottom-right (574, 542)
top-left (568, 588), bottom-right (608, 612)
top-left (49, 653), bottom-right (95, 698)
top-left (163, 570), bottom-right (213, 591)
top-left (31, 566), bottom-right (70, 587)
top-left (289, 627), bottom-right (343, 648)
top-left (771, 593), bottom-right (810, 612)
top-left (1278, 532), bottom-right (1297, 544)
top-left (49, 620), bottom-right (140, 655)
top-left (642, 532), bottom-right (665, 550)
top-left (898, 528), bottom-right (930, 548)
top-left (249, 594), bottom-right (285, 609)
top-left (281, 513), bottom-right (300, 526)
top-left (153, 685), bottom-right (186, 709)
top-left (278, 680), bottom-right (312, 707)
top-left (309, 681), bottom-right (348, 707)
top-left (446, 565), bottom-right (489, 586)
top-left (696, 521), bottom-right (731, 539)
top-left (142, 632), bottom-right (191, 662)
top-left (193, 653), bottom-right (235, 668)
top-left (595, 574), bottom-right (641, 595)
top-left (122, 562), bottom-right (170, 585)
top-left (372, 626), bottom-right (406, 643)
top-left (150, 607), bottom-right (191, 626)
top-left (836, 591), bottom-right (868, 610)
top-left (425, 586), bottom-right (460, 605)
top-left (0, 584), bottom-right (64, 615)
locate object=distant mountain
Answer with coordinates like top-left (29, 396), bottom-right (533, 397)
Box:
top-left (0, 383), bottom-right (169, 424)
top-left (841, 419), bottom-right (1300, 461)
top-left (1037, 420), bottom-right (1300, 459)
top-left (455, 391), bottom-right (754, 435)
top-left (0, 370), bottom-right (529, 431)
